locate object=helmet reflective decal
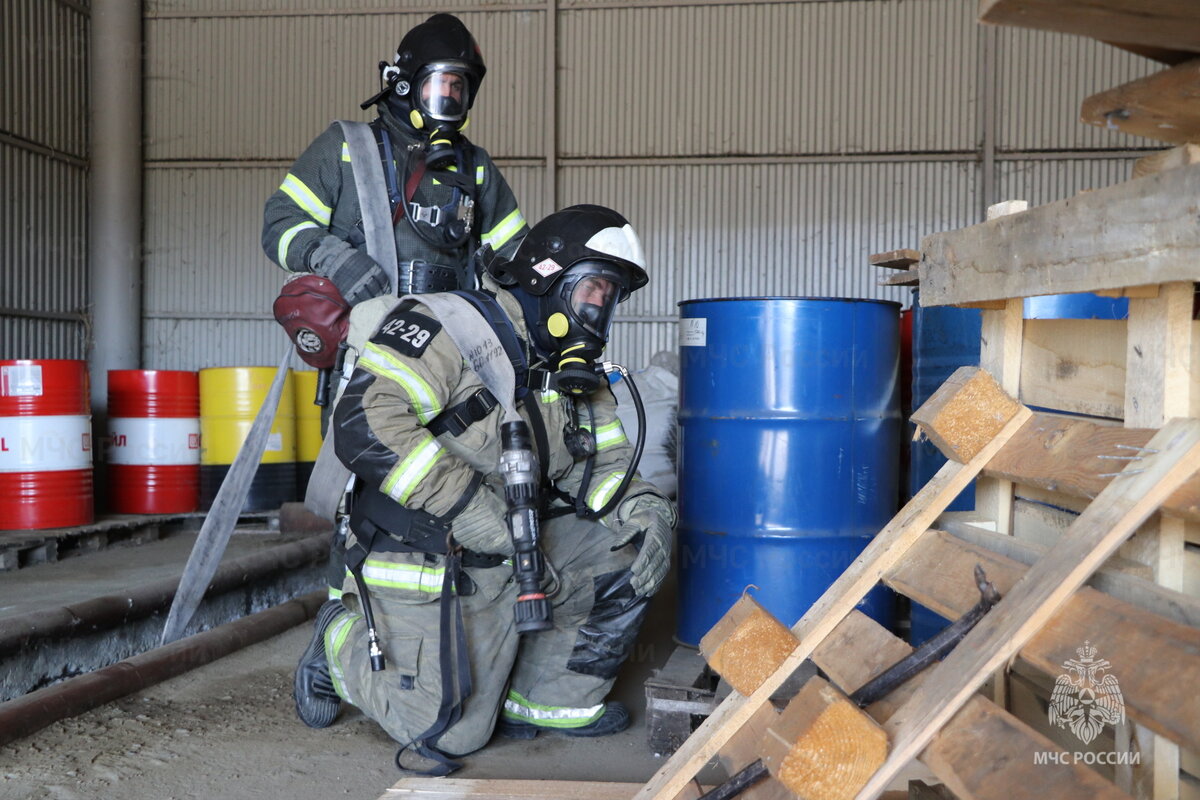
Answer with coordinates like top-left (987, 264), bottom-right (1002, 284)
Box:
top-left (583, 224), bottom-right (646, 271)
top-left (531, 258), bottom-right (564, 278)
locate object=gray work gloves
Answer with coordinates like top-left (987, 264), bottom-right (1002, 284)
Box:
top-left (450, 485), bottom-right (513, 556)
top-left (314, 241), bottom-right (390, 305)
top-left (612, 493), bottom-right (677, 597)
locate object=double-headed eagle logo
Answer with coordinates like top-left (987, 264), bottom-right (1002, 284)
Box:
top-left (1048, 641), bottom-right (1125, 745)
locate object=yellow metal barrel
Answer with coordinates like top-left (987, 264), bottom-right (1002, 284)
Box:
top-left (198, 366), bottom-right (296, 511)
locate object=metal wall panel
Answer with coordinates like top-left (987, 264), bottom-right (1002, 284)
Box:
top-left (2, 0), bottom-right (89, 159)
top-left (994, 28), bottom-right (1159, 151)
top-left (143, 319), bottom-right (287, 369)
top-left (0, 142), bottom-right (89, 359)
top-left (1, 318), bottom-right (87, 361)
top-left (995, 157), bottom-right (1139, 208)
top-left (148, 0), bottom-right (509, 13)
top-left (144, 12), bottom-right (543, 161)
top-left (563, 160), bottom-right (977, 367)
top-left (559, 0), bottom-right (979, 157)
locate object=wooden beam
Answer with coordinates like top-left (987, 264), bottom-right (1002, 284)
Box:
top-left (869, 249), bottom-right (921, 270)
top-left (856, 418), bottom-right (1200, 799)
top-left (910, 367), bottom-right (1024, 464)
top-left (1133, 144), bottom-right (1200, 180)
top-left (1081, 59), bottom-right (1200, 145)
top-left (700, 594), bottom-right (800, 697)
top-left (809, 611), bottom-right (1130, 800)
top-left (759, 677), bottom-right (888, 800)
top-left (918, 164), bottom-right (1200, 307)
top-left (632, 388), bottom-right (1033, 800)
top-left (879, 270), bottom-right (919, 287)
top-left (978, 0), bottom-right (1200, 54)
top-left (883, 529), bottom-right (1200, 751)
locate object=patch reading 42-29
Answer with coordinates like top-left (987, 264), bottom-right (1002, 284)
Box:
top-left (377, 311), bottom-right (442, 358)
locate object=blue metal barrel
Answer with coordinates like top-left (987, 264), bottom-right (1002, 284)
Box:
top-left (1024, 294), bottom-right (1127, 320)
top-left (676, 297), bottom-right (900, 646)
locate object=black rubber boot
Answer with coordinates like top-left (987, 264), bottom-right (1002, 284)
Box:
top-left (293, 599), bottom-right (346, 729)
top-left (497, 701), bottom-right (631, 740)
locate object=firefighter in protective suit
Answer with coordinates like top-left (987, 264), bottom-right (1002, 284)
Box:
top-left (261, 13), bottom-right (528, 303)
top-left (292, 206), bottom-right (676, 773)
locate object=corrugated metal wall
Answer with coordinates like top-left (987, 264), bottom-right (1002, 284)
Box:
top-left (132, 0), bottom-right (1158, 370)
top-left (1, 0), bottom-right (90, 361)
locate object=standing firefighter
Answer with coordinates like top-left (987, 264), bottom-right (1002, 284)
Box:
top-left (292, 205), bottom-right (676, 774)
top-left (262, 13), bottom-right (528, 308)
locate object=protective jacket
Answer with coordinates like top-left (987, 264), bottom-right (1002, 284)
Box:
top-left (262, 106), bottom-right (528, 296)
top-left (324, 274), bottom-right (671, 763)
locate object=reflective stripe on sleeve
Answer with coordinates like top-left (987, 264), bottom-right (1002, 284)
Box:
top-left (280, 173), bottom-right (333, 226)
top-left (382, 435), bottom-right (445, 505)
top-left (278, 220), bottom-right (320, 268)
top-left (583, 420), bottom-right (627, 451)
top-left (360, 557), bottom-right (446, 593)
top-left (341, 142), bottom-right (351, 162)
top-left (359, 343), bottom-right (443, 424)
top-left (476, 166), bottom-right (485, 185)
top-left (481, 208), bottom-right (526, 250)
top-left (502, 690), bottom-right (605, 728)
top-left (586, 471), bottom-right (626, 512)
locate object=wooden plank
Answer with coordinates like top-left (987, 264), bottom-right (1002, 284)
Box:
top-left (870, 249), bottom-right (921, 270)
top-left (382, 779), bottom-right (649, 799)
top-left (856, 418), bottom-right (1200, 799)
top-left (1133, 145), bottom-right (1200, 179)
top-left (1020, 319), bottom-right (1126, 419)
top-left (884, 529), bottom-right (1200, 751)
top-left (1081, 60), bottom-right (1200, 145)
top-left (1010, 500), bottom-right (1154, 580)
top-left (935, 520), bottom-right (1200, 629)
top-left (978, 0), bottom-right (1200, 54)
top-left (910, 367), bottom-right (1024, 464)
top-left (879, 269), bottom-right (919, 287)
top-left (917, 164), bottom-right (1200, 307)
top-left (633, 398), bottom-right (1034, 800)
top-left (810, 611), bottom-right (1129, 800)
top-left (1093, 286), bottom-right (1161, 300)
top-left (759, 677), bottom-right (888, 800)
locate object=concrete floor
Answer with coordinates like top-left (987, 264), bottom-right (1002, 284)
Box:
top-left (0, 530), bottom-right (710, 799)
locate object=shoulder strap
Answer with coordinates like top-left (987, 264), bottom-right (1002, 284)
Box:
top-left (336, 120), bottom-right (398, 293)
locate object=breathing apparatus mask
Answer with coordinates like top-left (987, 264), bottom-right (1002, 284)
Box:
top-left (538, 262), bottom-right (628, 395)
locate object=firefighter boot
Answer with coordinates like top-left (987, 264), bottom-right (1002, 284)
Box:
top-left (293, 599), bottom-right (345, 728)
top-left (497, 701), bottom-right (631, 739)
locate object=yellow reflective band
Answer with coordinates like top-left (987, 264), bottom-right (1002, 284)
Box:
top-left (540, 390), bottom-right (561, 403)
top-left (583, 420), bottom-right (627, 451)
top-left (278, 220), bottom-right (320, 268)
top-left (361, 557), bottom-right (446, 593)
top-left (327, 586), bottom-right (343, 600)
top-left (587, 471), bottom-right (626, 511)
top-left (476, 166), bottom-right (485, 185)
top-left (382, 435), bottom-right (445, 505)
top-left (481, 208), bottom-right (526, 250)
top-left (359, 344), bottom-right (443, 424)
top-left (558, 357), bottom-right (588, 367)
top-left (325, 611), bottom-right (360, 702)
top-left (340, 142), bottom-right (350, 162)
top-left (280, 173), bottom-right (332, 226)
top-left (502, 689), bottom-right (605, 728)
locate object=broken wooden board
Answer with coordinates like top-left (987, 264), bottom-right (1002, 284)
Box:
top-left (759, 677), bottom-right (888, 800)
top-left (632, 382), bottom-right (1033, 800)
top-left (918, 164), bottom-right (1200, 307)
top-left (910, 367), bottom-right (1022, 464)
top-left (856, 418), bottom-right (1200, 799)
top-left (978, 0), bottom-right (1200, 54)
top-left (884, 528), bottom-right (1200, 751)
top-left (1081, 59), bottom-right (1200, 145)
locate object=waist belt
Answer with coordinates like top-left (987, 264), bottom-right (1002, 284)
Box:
top-left (399, 260), bottom-right (460, 294)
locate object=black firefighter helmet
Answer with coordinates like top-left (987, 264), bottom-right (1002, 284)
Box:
top-left (489, 205), bottom-right (650, 394)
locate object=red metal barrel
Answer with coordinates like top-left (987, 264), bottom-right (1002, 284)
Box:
top-left (107, 370), bottom-right (200, 514)
top-left (0, 359), bottom-right (94, 530)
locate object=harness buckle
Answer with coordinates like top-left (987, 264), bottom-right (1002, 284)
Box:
top-left (409, 202), bottom-right (442, 226)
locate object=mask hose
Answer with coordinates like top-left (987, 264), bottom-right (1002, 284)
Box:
top-left (588, 362), bottom-right (646, 520)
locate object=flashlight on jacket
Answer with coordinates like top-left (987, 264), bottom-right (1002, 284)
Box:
top-left (499, 420), bottom-right (553, 634)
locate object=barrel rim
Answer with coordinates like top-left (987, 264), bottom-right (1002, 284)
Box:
top-left (677, 296), bottom-right (901, 309)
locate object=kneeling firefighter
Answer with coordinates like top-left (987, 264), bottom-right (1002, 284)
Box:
top-left (292, 205), bottom-right (677, 774)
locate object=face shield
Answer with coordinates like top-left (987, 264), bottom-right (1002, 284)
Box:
top-left (558, 262), bottom-right (628, 342)
top-left (416, 63), bottom-right (470, 122)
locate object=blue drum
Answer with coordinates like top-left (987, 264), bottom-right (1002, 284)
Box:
top-left (676, 298), bottom-right (900, 645)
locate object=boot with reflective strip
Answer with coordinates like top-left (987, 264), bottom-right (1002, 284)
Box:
top-left (496, 697), bottom-right (630, 739)
top-left (294, 599), bottom-right (347, 728)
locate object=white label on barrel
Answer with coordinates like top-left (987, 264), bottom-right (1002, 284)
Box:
top-left (266, 432), bottom-right (283, 452)
top-left (680, 318), bottom-right (707, 347)
top-left (108, 418), bottom-right (202, 465)
top-left (0, 364), bottom-right (44, 397)
top-left (0, 415), bottom-right (92, 471)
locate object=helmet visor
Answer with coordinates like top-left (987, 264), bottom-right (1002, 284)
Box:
top-left (566, 273), bottom-right (621, 339)
top-left (417, 66), bottom-right (469, 121)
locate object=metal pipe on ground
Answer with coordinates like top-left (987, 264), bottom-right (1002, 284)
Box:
top-left (0, 533), bottom-right (330, 659)
top-left (0, 590), bottom-right (325, 747)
